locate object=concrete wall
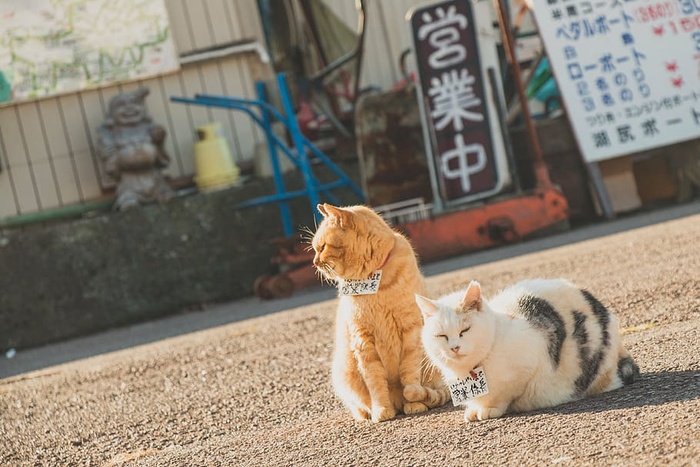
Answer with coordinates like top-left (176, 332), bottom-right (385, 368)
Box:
top-left (0, 162), bottom-right (360, 352)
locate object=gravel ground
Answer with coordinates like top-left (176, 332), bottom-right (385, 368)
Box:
top-left (1, 208), bottom-right (699, 466)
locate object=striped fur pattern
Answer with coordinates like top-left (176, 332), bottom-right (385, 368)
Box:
top-left (416, 279), bottom-right (639, 422)
top-left (311, 204), bottom-right (449, 423)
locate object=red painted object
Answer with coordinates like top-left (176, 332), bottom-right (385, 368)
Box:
top-left (253, 236), bottom-right (318, 299)
top-left (400, 186), bottom-right (568, 262)
top-left (254, 265), bottom-right (318, 300)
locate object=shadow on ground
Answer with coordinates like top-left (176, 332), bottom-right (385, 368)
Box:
top-left (521, 369), bottom-right (700, 418)
top-left (348, 370), bottom-right (700, 426)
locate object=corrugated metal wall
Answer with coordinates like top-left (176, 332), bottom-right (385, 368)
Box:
top-left (0, 0), bottom-right (464, 218)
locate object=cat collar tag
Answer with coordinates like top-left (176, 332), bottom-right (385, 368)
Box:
top-left (448, 366), bottom-right (489, 406)
top-left (338, 270), bottom-right (382, 296)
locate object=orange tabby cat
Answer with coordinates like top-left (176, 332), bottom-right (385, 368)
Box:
top-left (311, 203), bottom-right (449, 422)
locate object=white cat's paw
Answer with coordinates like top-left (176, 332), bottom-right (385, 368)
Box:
top-left (463, 404), bottom-right (506, 422)
top-left (464, 404), bottom-right (482, 422)
top-left (371, 405), bottom-right (396, 423)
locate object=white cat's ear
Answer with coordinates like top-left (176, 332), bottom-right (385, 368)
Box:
top-left (461, 281), bottom-right (483, 312)
top-left (415, 294), bottom-right (439, 319)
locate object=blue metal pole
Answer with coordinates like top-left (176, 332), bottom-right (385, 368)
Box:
top-left (256, 81), bottom-right (294, 237)
top-left (275, 73), bottom-right (322, 225)
top-left (193, 93), bottom-right (290, 129)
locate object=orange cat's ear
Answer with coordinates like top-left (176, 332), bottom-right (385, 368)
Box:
top-left (460, 281), bottom-right (482, 312)
top-left (317, 203), bottom-right (330, 217)
top-left (322, 204), bottom-right (354, 229)
top-left (415, 294), bottom-right (439, 319)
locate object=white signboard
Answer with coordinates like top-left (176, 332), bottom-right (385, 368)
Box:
top-left (0, 0), bottom-right (179, 105)
top-left (532, 0), bottom-right (700, 162)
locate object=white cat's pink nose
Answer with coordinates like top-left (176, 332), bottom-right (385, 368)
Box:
top-left (451, 346), bottom-right (460, 353)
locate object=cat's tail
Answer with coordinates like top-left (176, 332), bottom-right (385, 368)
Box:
top-left (419, 366), bottom-right (451, 408)
top-left (617, 348), bottom-right (640, 385)
top-left (426, 385), bottom-right (451, 408)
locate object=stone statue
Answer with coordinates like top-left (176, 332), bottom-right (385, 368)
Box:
top-left (97, 88), bottom-right (175, 210)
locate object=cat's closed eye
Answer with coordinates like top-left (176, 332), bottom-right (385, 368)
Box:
top-left (318, 242), bottom-right (340, 253)
top-left (436, 334), bottom-right (448, 341)
top-left (459, 327), bottom-right (471, 337)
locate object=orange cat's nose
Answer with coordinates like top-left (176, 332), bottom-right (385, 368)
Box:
top-left (312, 255), bottom-right (320, 267)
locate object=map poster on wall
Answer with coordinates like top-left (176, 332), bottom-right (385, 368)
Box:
top-left (531, 0), bottom-right (700, 162)
top-left (0, 0), bottom-right (179, 104)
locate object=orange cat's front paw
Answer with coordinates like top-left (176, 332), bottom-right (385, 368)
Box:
top-left (371, 405), bottom-right (396, 423)
top-left (403, 401), bottom-right (428, 415)
top-left (403, 384), bottom-right (427, 402)
top-left (350, 407), bottom-right (371, 422)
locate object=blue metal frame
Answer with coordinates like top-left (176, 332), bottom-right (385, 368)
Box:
top-left (171, 73), bottom-right (364, 237)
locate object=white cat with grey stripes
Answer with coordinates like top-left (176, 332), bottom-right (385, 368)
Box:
top-left (417, 279), bottom-right (639, 422)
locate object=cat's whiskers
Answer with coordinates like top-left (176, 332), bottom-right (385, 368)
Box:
top-left (318, 270), bottom-right (334, 286)
top-left (322, 260), bottom-right (337, 274)
top-left (314, 268), bottom-right (327, 285)
top-left (299, 226), bottom-right (316, 246)
top-left (313, 261), bottom-right (338, 285)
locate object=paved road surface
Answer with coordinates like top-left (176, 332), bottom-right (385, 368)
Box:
top-left (2, 202), bottom-right (699, 466)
